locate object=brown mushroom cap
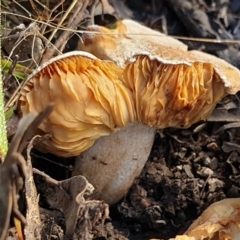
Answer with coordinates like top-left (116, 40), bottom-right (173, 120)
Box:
top-left (21, 21), bottom-right (239, 146)
top-left (18, 51), bottom-right (135, 157)
top-left (18, 50), bottom-right (237, 158)
top-left (134, 49), bottom-right (240, 95)
top-left (167, 198), bottom-right (240, 240)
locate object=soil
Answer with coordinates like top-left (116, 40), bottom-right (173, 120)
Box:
top-left (2, 0), bottom-right (240, 239)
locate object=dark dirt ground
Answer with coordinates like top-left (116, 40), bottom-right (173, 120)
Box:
top-left (2, 0), bottom-right (240, 239)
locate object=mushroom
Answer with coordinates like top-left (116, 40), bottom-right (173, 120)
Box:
top-left (77, 19), bottom-right (240, 95)
top-left (78, 19), bottom-right (240, 125)
top-left (121, 52), bottom-right (240, 128)
top-left (76, 20), bottom-right (240, 204)
top-left (18, 21), bottom-right (240, 205)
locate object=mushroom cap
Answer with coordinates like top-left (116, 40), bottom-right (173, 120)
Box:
top-left (78, 19), bottom-right (240, 128)
top-left (18, 18), bottom-right (240, 154)
top-left (78, 19), bottom-right (188, 66)
top-left (18, 51), bottom-right (135, 157)
top-left (189, 51), bottom-right (240, 95)
top-left (135, 49), bottom-right (240, 95)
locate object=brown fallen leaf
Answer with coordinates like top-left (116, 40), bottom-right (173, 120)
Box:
top-left (208, 108), bottom-right (240, 122)
top-left (24, 135), bottom-right (44, 240)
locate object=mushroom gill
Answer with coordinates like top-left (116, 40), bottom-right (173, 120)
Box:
top-left (123, 55), bottom-right (225, 128)
top-left (18, 52), bottom-right (135, 157)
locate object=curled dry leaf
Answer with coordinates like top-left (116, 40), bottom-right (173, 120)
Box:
top-left (0, 106), bottom-right (53, 240)
top-left (33, 168), bottom-right (109, 240)
top-left (169, 198), bottom-right (240, 240)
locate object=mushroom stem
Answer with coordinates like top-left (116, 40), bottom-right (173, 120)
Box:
top-left (72, 123), bottom-right (156, 205)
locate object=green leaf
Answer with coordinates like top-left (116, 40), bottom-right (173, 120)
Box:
top-left (1, 59), bottom-right (32, 81)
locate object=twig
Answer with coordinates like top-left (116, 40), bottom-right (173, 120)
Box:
top-left (40, 0), bottom-right (90, 64)
top-left (12, 0), bottom-right (32, 17)
top-left (47, 0), bottom-right (78, 43)
top-left (40, 0), bottom-right (65, 35)
top-left (89, 0), bottom-right (99, 25)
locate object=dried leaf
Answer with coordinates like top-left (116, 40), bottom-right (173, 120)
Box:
top-left (24, 136), bottom-right (43, 240)
top-left (222, 142), bottom-right (240, 153)
top-left (33, 169), bottom-right (108, 239)
top-left (0, 105), bottom-right (53, 240)
top-left (208, 108), bottom-right (240, 122)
